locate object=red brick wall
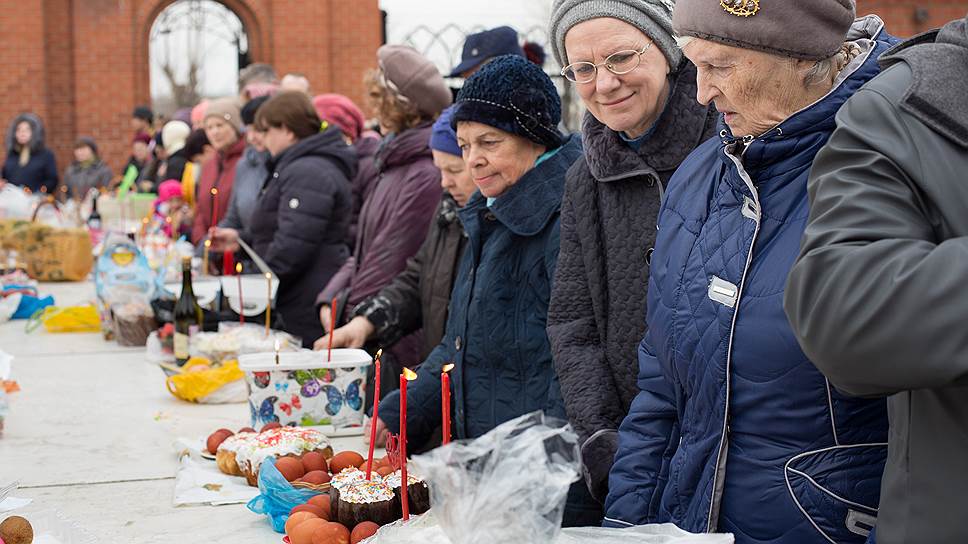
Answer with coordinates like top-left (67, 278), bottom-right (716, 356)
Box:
top-left (1, 0), bottom-right (964, 179)
top-left (0, 0), bottom-right (381, 181)
top-left (858, 1), bottom-right (968, 37)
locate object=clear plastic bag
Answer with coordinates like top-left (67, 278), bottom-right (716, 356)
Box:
top-left (246, 457), bottom-right (321, 533)
top-left (368, 412), bottom-right (735, 544)
top-left (408, 411), bottom-right (581, 544)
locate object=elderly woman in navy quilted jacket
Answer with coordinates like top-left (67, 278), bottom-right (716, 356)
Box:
top-left (606, 2), bottom-right (895, 543)
top-left (376, 55), bottom-right (602, 525)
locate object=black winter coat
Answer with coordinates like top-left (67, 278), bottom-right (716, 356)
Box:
top-left (546, 63), bottom-right (718, 502)
top-left (249, 128), bottom-right (356, 347)
top-left (352, 194), bottom-right (467, 361)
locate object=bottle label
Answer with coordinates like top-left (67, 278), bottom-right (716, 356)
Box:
top-left (174, 332), bottom-right (189, 360)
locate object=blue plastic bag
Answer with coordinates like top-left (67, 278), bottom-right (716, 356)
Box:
top-left (246, 457), bottom-right (321, 533)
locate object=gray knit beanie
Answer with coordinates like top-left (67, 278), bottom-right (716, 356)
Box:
top-left (550, 0), bottom-right (682, 71)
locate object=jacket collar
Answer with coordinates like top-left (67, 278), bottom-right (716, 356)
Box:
top-left (879, 16), bottom-right (968, 148)
top-left (582, 62), bottom-right (713, 182)
top-left (460, 135), bottom-right (582, 237)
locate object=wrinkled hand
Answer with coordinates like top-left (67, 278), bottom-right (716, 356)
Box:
top-left (313, 316), bottom-right (374, 351)
top-left (363, 416), bottom-right (389, 448)
top-left (209, 227), bottom-right (240, 252)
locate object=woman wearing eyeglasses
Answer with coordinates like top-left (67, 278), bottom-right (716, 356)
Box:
top-left (546, 0), bottom-right (718, 508)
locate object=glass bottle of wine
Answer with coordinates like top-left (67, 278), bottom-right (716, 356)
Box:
top-left (174, 256), bottom-right (203, 366)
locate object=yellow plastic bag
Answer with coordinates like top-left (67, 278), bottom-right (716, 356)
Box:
top-left (26, 305), bottom-right (101, 333)
top-left (166, 360), bottom-right (245, 403)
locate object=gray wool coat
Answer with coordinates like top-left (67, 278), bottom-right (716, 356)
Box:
top-left (785, 17), bottom-right (968, 544)
top-left (547, 62), bottom-right (718, 503)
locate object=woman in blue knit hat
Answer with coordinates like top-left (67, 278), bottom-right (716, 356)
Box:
top-left (376, 54), bottom-right (602, 525)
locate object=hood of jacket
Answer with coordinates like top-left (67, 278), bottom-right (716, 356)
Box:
top-left (6, 113), bottom-right (46, 154)
top-left (374, 122), bottom-right (434, 172)
top-left (879, 15), bottom-right (968, 148)
top-left (269, 126), bottom-right (358, 182)
top-left (581, 62), bottom-right (717, 183)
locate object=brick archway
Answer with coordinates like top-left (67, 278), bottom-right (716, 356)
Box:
top-left (135, 0), bottom-right (271, 107)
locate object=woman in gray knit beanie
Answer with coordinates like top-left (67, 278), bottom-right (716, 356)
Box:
top-left (545, 0), bottom-right (718, 515)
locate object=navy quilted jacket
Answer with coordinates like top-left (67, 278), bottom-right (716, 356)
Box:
top-left (605, 18), bottom-right (894, 543)
top-left (379, 135), bottom-right (583, 448)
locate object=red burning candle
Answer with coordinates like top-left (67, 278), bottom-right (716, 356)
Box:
top-left (400, 367), bottom-right (418, 520)
top-left (441, 363), bottom-right (454, 445)
top-left (328, 297), bottom-right (337, 362)
top-left (365, 349), bottom-right (383, 481)
top-left (236, 262), bottom-right (244, 324)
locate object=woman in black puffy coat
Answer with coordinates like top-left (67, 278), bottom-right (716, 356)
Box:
top-left (211, 91), bottom-right (356, 346)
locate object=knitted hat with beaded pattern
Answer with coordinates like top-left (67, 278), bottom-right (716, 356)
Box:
top-left (451, 54), bottom-right (563, 150)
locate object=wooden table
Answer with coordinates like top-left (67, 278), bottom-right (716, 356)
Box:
top-left (0, 281), bottom-right (365, 543)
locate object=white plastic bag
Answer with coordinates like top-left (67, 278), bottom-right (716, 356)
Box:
top-left (409, 411), bottom-right (581, 544)
top-left (369, 411), bottom-right (735, 544)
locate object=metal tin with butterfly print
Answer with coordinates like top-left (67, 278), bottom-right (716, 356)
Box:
top-left (239, 348), bottom-right (371, 432)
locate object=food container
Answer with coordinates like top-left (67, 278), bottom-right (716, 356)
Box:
top-left (239, 349), bottom-right (371, 431)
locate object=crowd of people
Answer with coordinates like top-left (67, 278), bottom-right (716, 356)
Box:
top-left (3, 1), bottom-right (968, 542)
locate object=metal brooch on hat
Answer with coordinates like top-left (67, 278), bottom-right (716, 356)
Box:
top-left (720, 0), bottom-right (759, 17)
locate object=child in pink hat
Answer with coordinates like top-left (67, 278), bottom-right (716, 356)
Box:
top-left (153, 179), bottom-right (192, 239)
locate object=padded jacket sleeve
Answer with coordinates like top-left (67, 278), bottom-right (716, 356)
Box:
top-left (603, 332), bottom-right (679, 527)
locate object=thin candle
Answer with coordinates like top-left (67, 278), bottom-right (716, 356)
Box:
top-left (264, 272), bottom-right (272, 338)
top-left (441, 363), bottom-right (454, 445)
top-left (210, 187), bottom-right (219, 227)
top-left (327, 297), bottom-right (337, 362)
top-left (365, 348), bottom-right (383, 480)
top-left (274, 338), bottom-right (281, 366)
top-left (202, 239), bottom-right (211, 275)
top-left (400, 367), bottom-right (418, 521)
top-left (236, 262), bottom-right (244, 324)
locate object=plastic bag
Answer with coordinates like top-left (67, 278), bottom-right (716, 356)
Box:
top-left (247, 456), bottom-right (321, 533)
top-left (26, 304), bottom-right (100, 333)
top-left (370, 514), bottom-right (734, 544)
top-left (166, 360), bottom-right (246, 403)
top-left (408, 411), bottom-right (581, 544)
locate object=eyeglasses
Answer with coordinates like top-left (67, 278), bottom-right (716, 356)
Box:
top-left (561, 43), bottom-right (654, 83)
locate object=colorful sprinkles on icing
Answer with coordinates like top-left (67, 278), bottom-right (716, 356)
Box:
top-left (341, 480), bottom-right (394, 503)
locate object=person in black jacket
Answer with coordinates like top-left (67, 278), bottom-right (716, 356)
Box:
top-left (313, 105), bottom-right (472, 361)
top-left (2, 113), bottom-right (58, 193)
top-left (210, 91), bottom-right (356, 347)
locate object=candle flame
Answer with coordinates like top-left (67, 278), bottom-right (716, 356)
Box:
top-left (211, 188), bottom-right (218, 196)
top-left (142, 217), bottom-right (149, 225)
top-left (235, 262), bottom-right (242, 274)
top-left (204, 239), bottom-right (211, 248)
top-left (374, 348), bottom-right (383, 361)
top-left (274, 339), bottom-right (281, 351)
top-left (165, 216), bottom-right (172, 224)
top-left (442, 363), bottom-right (455, 373)
top-left (403, 367), bottom-right (418, 381)
top-left (265, 272), bottom-right (272, 280)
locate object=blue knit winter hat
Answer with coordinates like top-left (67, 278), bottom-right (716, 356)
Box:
top-left (452, 54), bottom-right (563, 149)
top-left (430, 105), bottom-right (461, 157)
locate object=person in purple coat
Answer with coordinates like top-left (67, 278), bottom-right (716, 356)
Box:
top-left (315, 45), bottom-right (452, 392)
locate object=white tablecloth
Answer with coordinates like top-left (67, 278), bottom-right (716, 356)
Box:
top-left (0, 281), bottom-right (366, 543)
